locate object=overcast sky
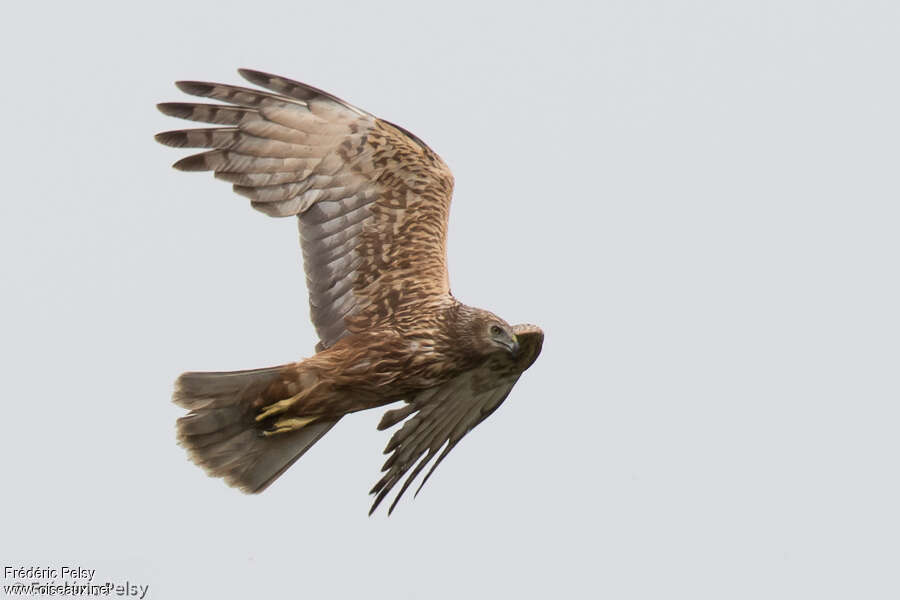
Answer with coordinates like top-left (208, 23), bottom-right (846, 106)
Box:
top-left (2, 1), bottom-right (898, 598)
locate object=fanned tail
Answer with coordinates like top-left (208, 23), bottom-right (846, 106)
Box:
top-left (174, 365), bottom-right (339, 493)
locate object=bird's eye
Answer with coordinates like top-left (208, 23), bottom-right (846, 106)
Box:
top-left (490, 325), bottom-right (503, 336)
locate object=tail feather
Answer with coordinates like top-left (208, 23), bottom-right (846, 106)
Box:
top-left (173, 366), bottom-right (285, 409)
top-left (240, 420), bottom-right (337, 492)
top-left (174, 366), bottom-right (339, 493)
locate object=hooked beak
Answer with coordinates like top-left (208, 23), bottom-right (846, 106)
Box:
top-left (508, 335), bottom-right (520, 356)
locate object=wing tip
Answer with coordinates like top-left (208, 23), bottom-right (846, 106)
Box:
top-left (155, 130), bottom-right (187, 148)
top-left (172, 153), bottom-right (210, 172)
top-left (237, 68), bottom-right (269, 86)
top-left (175, 80), bottom-right (215, 97)
top-left (157, 102), bottom-right (190, 118)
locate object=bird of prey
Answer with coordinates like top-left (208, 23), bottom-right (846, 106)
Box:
top-left (156, 69), bottom-right (543, 514)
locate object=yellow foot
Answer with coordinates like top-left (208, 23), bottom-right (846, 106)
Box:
top-left (255, 394), bottom-right (303, 421)
top-left (261, 416), bottom-right (318, 437)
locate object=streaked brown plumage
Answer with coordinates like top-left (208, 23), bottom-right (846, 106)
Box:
top-left (158, 69), bottom-right (543, 514)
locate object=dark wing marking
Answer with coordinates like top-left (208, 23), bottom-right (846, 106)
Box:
top-left (370, 325), bottom-right (544, 515)
top-left (157, 69), bottom-right (455, 350)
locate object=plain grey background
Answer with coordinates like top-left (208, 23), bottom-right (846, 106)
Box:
top-left (2, 1), bottom-right (898, 598)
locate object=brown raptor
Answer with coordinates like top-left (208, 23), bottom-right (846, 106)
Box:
top-left (156, 69), bottom-right (543, 514)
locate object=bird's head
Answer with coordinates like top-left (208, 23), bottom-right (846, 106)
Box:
top-left (486, 320), bottom-right (520, 356)
top-left (457, 306), bottom-right (520, 358)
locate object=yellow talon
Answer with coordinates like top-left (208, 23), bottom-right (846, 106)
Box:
top-left (255, 394), bottom-right (302, 421)
top-left (261, 416), bottom-right (318, 436)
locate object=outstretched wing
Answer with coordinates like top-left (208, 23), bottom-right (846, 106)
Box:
top-left (156, 69), bottom-right (455, 349)
top-left (370, 324), bottom-right (544, 515)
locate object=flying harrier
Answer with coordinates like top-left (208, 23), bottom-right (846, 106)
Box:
top-left (156, 69), bottom-right (543, 514)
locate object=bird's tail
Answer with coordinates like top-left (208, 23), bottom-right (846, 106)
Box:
top-left (173, 364), bottom-right (340, 493)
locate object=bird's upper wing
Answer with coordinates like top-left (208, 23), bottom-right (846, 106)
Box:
top-left (369, 324), bottom-right (544, 515)
top-left (157, 70), bottom-right (455, 349)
